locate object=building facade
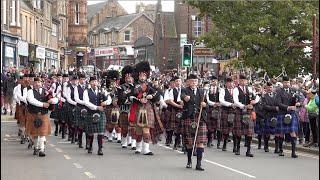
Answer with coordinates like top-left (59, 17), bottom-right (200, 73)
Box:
top-left (67, 0), bottom-right (88, 68)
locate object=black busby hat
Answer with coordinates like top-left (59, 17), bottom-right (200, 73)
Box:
top-left (63, 74), bottom-right (69, 78)
top-left (226, 77), bottom-right (233, 82)
top-left (187, 74), bottom-right (198, 80)
top-left (239, 74), bottom-right (246, 80)
top-left (121, 65), bottom-right (134, 77)
top-left (266, 81), bottom-right (273, 87)
top-left (282, 76), bottom-right (290, 82)
top-left (135, 61), bottom-right (151, 75)
top-left (170, 76), bottom-right (180, 82)
top-left (34, 77), bottom-right (41, 82)
top-left (28, 73), bottom-right (36, 78)
top-left (89, 76), bottom-right (97, 82)
top-left (56, 73), bottom-right (62, 77)
top-left (107, 70), bottom-right (119, 81)
top-left (71, 75), bottom-right (78, 80)
top-left (210, 75), bottom-right (218, 80)
top-left (23, 74), bottom-right (29, 78)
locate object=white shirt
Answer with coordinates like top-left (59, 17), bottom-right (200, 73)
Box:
top-left (21, 86), bottom-right (31, 104)
top-left (233, 86), bottom-right (260, 109)
top-left (74, 85), bottom-right (86, 106)
top-left (13, 84), bottom-right (20, 104)
top-left (26, 88), bottom-right (58, 108)
top-left (219, 88), bottom-right (233, 107)
top-left (66, 85), bottom-right (77, 106)
top-left (164, 88), bottom-right (181, 102)
top-left (83, 88), bottom-right (112, 111)
top-left (159, 94), bottom-right (167, 109)
top-left (55, 83), bottom-right (66, 102)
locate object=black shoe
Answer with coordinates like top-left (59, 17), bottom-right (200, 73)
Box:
top-left (117, 140), bottom-right (121, 143)
top-left (144, 152), bottom-right (154, 155)
top-left (264, 148), bottom-right (269, 152)
top-left (274, 149), bottom-right (279, 154)
top-left (258, 145), bottom-right (261, 149)
top-left (173, 146), bottom-right (178, 150)
top-left (165, 143), bottom-right (170, 147)
top-left (71, 139), bottom-right (75, 144)
top-left (195, 166), bottom-right (205, 171)
top-left (54, 131), bottom-right (58, 136)
top-left (18, 130), bottom-right (22, 137)
top-left (28, 142), bottom-right (33, 149)
top-left (122, 146), bottom-right (127, 149)
top-left (291, 153), bottom-right (298, 158)
top-left (108, 140), bottom-right (112, 142)
top-left (88, 148), bottom-right (93, 154)
top-left (62, 135), bottom-right (65, 139)
top-left (279, 151), bottom-right (284, 156)
top-left (131, 147), bottom-right (137, 150)
top-left (79, 143), bottom-right (83, 148)
top-left (33, 148), bottom-right (39, 155)
top-left (235, 150), bottom-right (240, 155)
top-left (246, 152), bottom-right (254, 157)
top-left (3, 109), bottom-right (7, 115)
top-left (68, 137), bottom-right (71, 141)
top-left (10, 111), bottom-right (13, 116)
top-left (135, 151), bottom-right (141, 154)
top-left (128, 143), bottom-right (132, 147)
top-left (186, 163), bottom-right (192, 169)
top-left (98, 148), bottom-right (103, 156)
top-left (85, 144), bottom-right (89, 150)
top-left (75, 138), bottom-right (78, 142)
top-left (38, 151), bottom-right (46, 157)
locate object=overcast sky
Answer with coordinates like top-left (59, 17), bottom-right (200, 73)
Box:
top-left (87, 0), bottom-right (174, 13)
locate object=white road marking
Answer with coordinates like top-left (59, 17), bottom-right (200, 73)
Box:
top-left (204, 159), bottom-right (256, 179)
top-left (58, 141), bottom-right (71, 144)
top-left (5, 134), bottom-right (10, 137)
top-left (49, 144), bottom-right (56, 147)
top-left (4, 138), bottom-right (8, 141)
top-left (63, 155), bottom-right (71, 160)
top-left (1, 121), bottom-right (16, 123)
top-left (73, 163), bottom-right (83, 169)
top-left (84, 172), bottom-right (96, 179)
top-left (55, 148), bottom-right (63, 153)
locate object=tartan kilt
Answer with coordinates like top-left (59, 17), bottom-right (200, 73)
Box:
top-left (119, 112), bottom-right (129, 131)
top-left (183, 118), bottom-right (207, 146)
top-left (163, 109), bottom-right (174, 130)
top-left (85, 111), bottom-right (106, 134)
top-left (206, 107), bottom-right (221, 132)
top-left (59, 103), bottom-right (68, 123)
top-left (25, 110), bottom-right (33, 136)
top-left (150, 107), bottom-right (164, 144)
top-left (28, 113), bottom-right (51, 137)
top-left (233, 109), bottom-right (243, 136)
top-left (66, 104), bottom-right (77, 126)
top-left (15, 103), bottom-right (20, 120)
top-left (242, 116), bottom-right (255, 136)
top-left (220, 108), bottom-right (234, 135)
top-left (49, 104), bottom-right (60, 119)
top-left (276, 112), bottom-right (299, 134)
top-left (254, 118), bottom-right (264, 135)
top-left (262, 117), bottom-right (277, 135)
top-left (18, 105), bottom-right (27, 127)
top-left (136, 103), bottom-right (155, 129)
top-left (74, 106), bottom-right (86, 128)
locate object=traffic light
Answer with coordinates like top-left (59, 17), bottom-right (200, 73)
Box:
top-left (182, 44), bottom-right (192, 67)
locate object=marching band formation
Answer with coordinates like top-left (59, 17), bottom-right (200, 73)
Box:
top-left (9, 61), bottom-right (319, 171)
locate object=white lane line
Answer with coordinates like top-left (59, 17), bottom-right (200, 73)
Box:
top-left (5, 134), bottom-right (10, 137)
top-left (58, 141), bottom-right (71, 144)
top-left (73, 163), bottom-right (83, 169)
top-left (49, 144), bottom-right (56, 147)
top-left (1, 121), bottom-right (16, 123)
top-left (3, 138), bottom-right (8, 141)
top-left (55, 148), bottom-right (63, 153)
top-left (204, 159), bottom-right (256, 179)
top-left (63, 155), bottom-right (71, 160)
top-left (158, 144), bottom-right (185, 154)
top-left (84, 172), bottom-right (96, 179)
top-left (158, 143), bottom-right (256, 179)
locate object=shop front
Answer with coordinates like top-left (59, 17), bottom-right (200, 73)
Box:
top-left (95, 46), bottom-right (135, 69)
top-left (1, 33), bottom-right (19, 71)
top-left (18, 40), bottom-right (29, 68)
top-left (45, 49), bottom-right (59, 70)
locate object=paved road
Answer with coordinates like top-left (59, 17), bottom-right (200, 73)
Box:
top-left (1, 117), bottom-right (319, 180)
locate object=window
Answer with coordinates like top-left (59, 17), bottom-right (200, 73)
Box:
top-left (36, 20), bottom-right (38, 42)
top-left (193, 17), bottom-right (202, 38)
top-left (30, 17), bottom-right (32, 42)
top-left (59, 19), bottom-right (62, 40)
top-left (75, 3), bottom-right (80, 25)
top-left (99, 33), bottom-right (105, 45)
top-left (10, 0), bottom-right (16, 25)
top-left (24, 16), bottom-right (27, 40)
top-left (52, 23), bottom-right (57, 36)
top-left (46, 3), bottom-right (51, 20)
top-left (124, 31), bottom-right (130, 42)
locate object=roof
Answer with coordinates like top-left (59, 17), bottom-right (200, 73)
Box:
top-left (87, 1), bottom-right (108, 20)
top-left (160, 12), bottom-right (177, 38)
top-left (91, 13), bottom-right (153, 33)
top-left (20, 0), bottom-right (34, 12)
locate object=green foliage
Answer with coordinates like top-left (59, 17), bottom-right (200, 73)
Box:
top-left (188, 0), bottom-right (318, 77)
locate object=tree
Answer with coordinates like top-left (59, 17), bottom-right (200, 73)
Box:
top-left (188, 0), bottom-right (319, 77)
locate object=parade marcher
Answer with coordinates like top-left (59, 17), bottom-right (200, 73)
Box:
top-left (260, 82), bottom-right (278, 152)
top-left (13, 76), bottom-right (24, 140)
top-left (65, 75), bottom-right (79, 144)
top-left (105, 70), bottom-right (122, 143)
top-left (206, 75), bottom-right (222, 149)
top-left (50, 73), bottom-right (63, 136)
top-left (83, 76), bottom-right (110, 155)
top-left (59, 74), bottom-right (69, 139)
top-left (74, 74), bottom-right (88, 149)
top-left (181, 74), bottom-right (207, 171)
top-left (3, 72), bottom-right (16, 115)
top-left (252, 83), bottom-right (264, 150)
top-left (219, 77), bottom-right (236, 152)
top-left (128, 61), bottom-right (160, 155)
top-left (118, 65), bottom-right (136, 149)
top-left (24, 73), bottom-right (36, 149)
top-left (275, 76), bottom-right (300, 158)
top-left (26, 77), bottom-right (58, 157)
top-left (233, 74), bottom-right (260, 157)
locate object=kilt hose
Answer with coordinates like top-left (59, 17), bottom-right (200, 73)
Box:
top-left (276, 111), bottom-right (299, 134)
top-left (85, 111), bottom-right (106, 134)
top-left (220, 107), bottom-right (235, 137)
top-left (206, 107), bottom-right (221, 132)
top-left (262, 117), bottom-right (277, 135)
top-left (119, 112), bottom-right (129, 137)
top-left (27, 113), bottom-right (51, 137)
top-left (183, 117), bottom-right (207, 146)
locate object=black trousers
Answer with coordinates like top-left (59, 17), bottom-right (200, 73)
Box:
top-left (309, 115), bottom-right (318, 144)
top-left (302, 122), bottom-right (310, 142)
